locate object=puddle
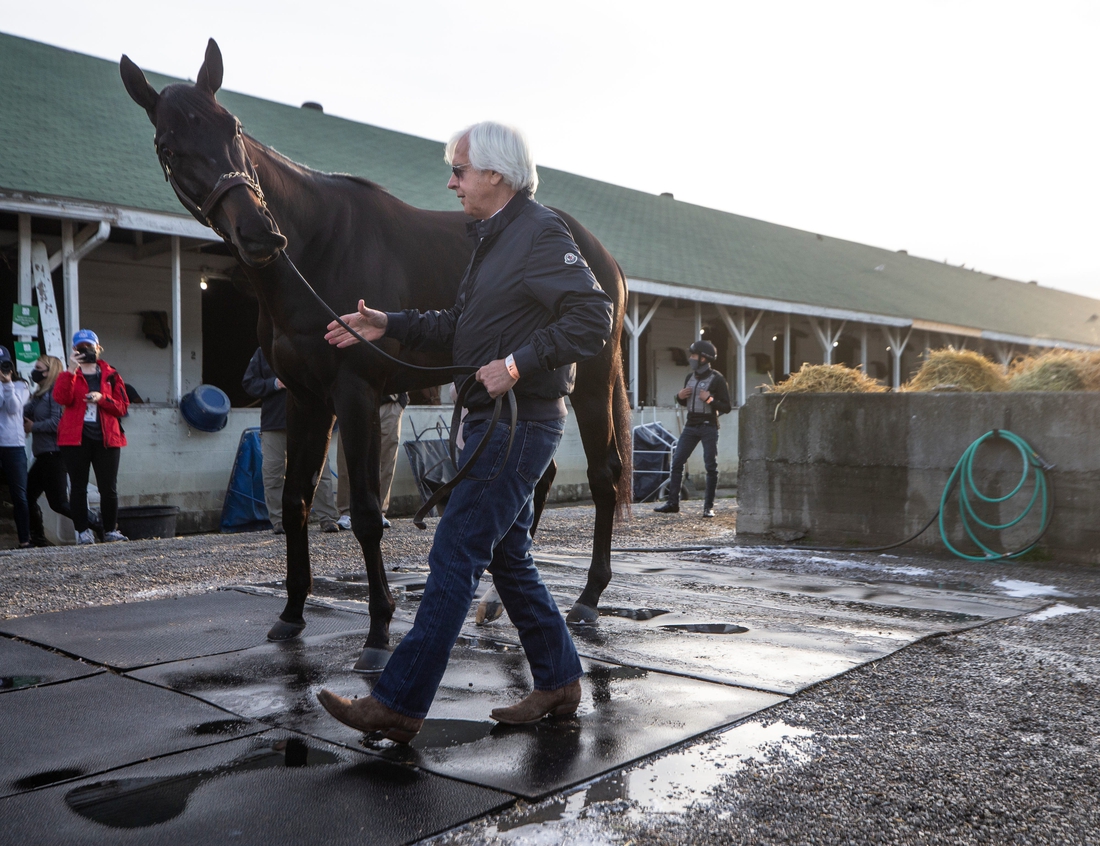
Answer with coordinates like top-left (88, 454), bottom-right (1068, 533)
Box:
top-left (191, 719), bottom-right (253, 736)
top-left (598, 607), bottom-right (671, 621)
top-left (659, 623), bottom-right (748, 634)
top-left (491, 719), bottom-right (816, 837)
top-left (14, 767), bottom-right (86, 790)
top-left (0, 675), bottom-right (42, 691)
top-left (64, 738), bottom-right (339, 829)
top-left (1027, 603), bottom-right (1088, 622)
top-left (993, 579), bottom-right (1073, 599)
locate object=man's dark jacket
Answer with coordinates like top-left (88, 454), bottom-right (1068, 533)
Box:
top-left (242, 348), bottom-right (287, 431)
top-left (385, 192), bottom-right (614, 420)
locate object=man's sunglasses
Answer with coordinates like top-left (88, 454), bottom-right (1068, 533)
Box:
top-left (450, 163), bottom-right (475, 178)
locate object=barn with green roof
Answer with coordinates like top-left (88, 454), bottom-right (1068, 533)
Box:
top-left (2, 31), bottom-right (1098, 535)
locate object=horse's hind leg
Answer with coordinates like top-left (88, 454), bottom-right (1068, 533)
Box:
top-left (476, 460), bottom-right (557, 627)
top-left (566, 361), bottom-right (629, 625)
top-left (268, 391), bottom-right (334, 641)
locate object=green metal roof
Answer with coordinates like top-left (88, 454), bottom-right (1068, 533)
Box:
top-left (3, 31), bottom-right (1099, 347)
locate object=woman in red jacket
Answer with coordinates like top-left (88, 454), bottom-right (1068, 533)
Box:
top-left (54, 329), bottom-right (129, 544)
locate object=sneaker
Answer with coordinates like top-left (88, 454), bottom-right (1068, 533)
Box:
top-left (77, 528), bottom-right (96, 545)
top-left (653, 502), bottom-right (679, 514)
top-left (702, 508), bottom-right (716, 518)
top-left (321, 521), bottom-right (340, 533)
top-left (382, 515), bottom-right (392, 529)
top-left (103, 530), bottom-right (128, 542)
top-left (336, 515), bottom-right (352, 530)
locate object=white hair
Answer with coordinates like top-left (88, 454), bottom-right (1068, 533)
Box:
top-left (445, 121), bottom-right (539, 195)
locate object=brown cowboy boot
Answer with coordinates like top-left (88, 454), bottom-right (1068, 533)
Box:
top-left (490, 680), bottom-right (582, 725)
top-left (316, 690), bottom-right (424, 743)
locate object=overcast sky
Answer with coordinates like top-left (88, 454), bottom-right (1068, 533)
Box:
top-left (6, 1), bottom-right (1100, 300)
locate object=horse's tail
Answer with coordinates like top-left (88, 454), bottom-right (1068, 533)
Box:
top-left (612, 365), bottom-right (633, 522)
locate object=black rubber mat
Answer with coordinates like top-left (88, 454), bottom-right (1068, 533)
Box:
top-left (0, 730), bottom-right (513, 845)
top-left (0, 590), bottom-right (369, 670)
top-left (0, 636), bottom-right (101, 693)
top-left (133, 629), bottom-right (784, 800)
top-left (0, 672), bottom-right (261, 799)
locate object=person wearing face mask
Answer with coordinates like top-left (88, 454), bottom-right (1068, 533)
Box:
top-left (654, 339), bottom-right (732, 518)
top-left (54, 330), bottom-right (130, 544)
top-left (0, 345), bottom-right (32, 548)
top-left (24, 355), bottom-right (83, 547)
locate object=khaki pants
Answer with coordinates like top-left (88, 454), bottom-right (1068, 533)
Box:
top-left (260, 429), bottom-right (338, 526)
top-left (337, 402), bottom-right (404, 516)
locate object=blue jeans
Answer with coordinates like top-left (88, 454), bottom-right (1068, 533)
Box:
top-left (0, 445), bottom-right (30, 544)
top-left (667, 421), bottom-right (719, 506)
top-left (371, 417), bottom-right (582, 719)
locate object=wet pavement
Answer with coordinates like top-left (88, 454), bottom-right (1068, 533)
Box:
top-left (0, 530), bottom-right (1066, 845)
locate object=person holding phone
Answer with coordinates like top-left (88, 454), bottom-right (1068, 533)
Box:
top-left (0, 345), bottom-right (32, 548)
top-left (54, 329), bottom-right (130, 544)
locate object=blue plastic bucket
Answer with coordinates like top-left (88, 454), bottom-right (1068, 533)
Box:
top-left (180, 384), bottom-right (231, 432)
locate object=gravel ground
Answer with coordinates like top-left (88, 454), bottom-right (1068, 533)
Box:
top-left (3, 496), bottom-right (1098, 845)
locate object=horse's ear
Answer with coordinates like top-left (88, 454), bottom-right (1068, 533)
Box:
top-left (119, 54), bottom-right (159, 122)
top-left (196, 38), bottom-right (223, 95)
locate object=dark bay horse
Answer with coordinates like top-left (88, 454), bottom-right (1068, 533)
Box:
top-left (120, 40), bottom-right (631, 669)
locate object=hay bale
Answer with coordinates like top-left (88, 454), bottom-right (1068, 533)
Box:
top-left (1009, 350), bottom-right (1088, 392)
top-left (1072, 350), bottom-right (1100, 390)
top-left (768, 363), bottom-right (887, 394)
top-left (905, 349), bottom-right (1007, 392)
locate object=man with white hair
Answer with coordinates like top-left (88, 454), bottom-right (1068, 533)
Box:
top-left (319, 122), bottom-right (614, 742)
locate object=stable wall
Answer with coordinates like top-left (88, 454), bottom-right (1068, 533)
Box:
top-left (737, 393), bottom-right (1100, 563)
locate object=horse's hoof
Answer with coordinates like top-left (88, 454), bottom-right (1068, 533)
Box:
top-left (267, 619), bottom-right (306, 641)
top-left (476, 598), bottom-right (504, 626)
top-left (566, 603), bottom-right (600, 625)
top-left (353, 647), bottom-right (391, 674)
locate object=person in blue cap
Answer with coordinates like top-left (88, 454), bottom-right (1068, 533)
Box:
top-left (54, 329), bottom-right (130, 544)
top-left (0, 345), bottom-right (32, 548)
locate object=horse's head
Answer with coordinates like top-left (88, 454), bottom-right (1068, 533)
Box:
top-left (120, 40), bottom-right (287, 267)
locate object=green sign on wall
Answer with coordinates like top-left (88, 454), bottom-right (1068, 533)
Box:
top-left (14, 341), bottom-right (40, 364)
top-left (12, 304), bottom-right (38, 337)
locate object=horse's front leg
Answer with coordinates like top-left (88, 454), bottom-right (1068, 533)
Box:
top-left (267, 390), bottom-right (335, 641)
top-left (334, 380), bottom-right (392, 672)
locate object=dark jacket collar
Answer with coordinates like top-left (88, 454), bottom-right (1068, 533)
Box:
top-left (466, 190), bottom-right (533, 241)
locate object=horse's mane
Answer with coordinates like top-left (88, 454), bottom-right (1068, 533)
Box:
top-left (244, 134), bottom-right (393, 198)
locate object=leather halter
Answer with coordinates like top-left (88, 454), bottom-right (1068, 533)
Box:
top-left (157, 148), bottom-right (266, 240)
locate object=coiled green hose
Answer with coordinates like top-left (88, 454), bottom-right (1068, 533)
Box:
top-left (797, 429), bottom-right (1053, 559)
top-left (938, 429), bottom-right (1052, 561)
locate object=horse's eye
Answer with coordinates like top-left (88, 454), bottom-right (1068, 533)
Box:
top-left (160, 147), bottom-right (174, 159)
top-left (235, 124), bottom-right (243, 137)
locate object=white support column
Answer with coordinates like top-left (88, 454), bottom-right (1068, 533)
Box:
top-left (783, 313), bottom-right (791, 376)
top-left (881, 325), bottom-right (914, 389)
top-left (809, 317), bottom-right (847, 365)
top-left (717, 305), bottom-right (763, 407)
top-left (18, 215), bottom-right (32, 305)
top-left (172, 236), bottom-right (183, 402)
top-left (61, 221), bottom-right (78, 346)
top-left (693, 301), bottom-right (702, 340)
top-left (622, 293), bottom-right (662, 409)
top-left (860, 325), bottom-right (868, 370)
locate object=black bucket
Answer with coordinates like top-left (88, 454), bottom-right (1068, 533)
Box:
top-left (117, 505), bottom-right (180, 540)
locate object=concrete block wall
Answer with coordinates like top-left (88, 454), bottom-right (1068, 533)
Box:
top-left (28, 400), bottom-right (741, 541)
top-left (737, 393), bottom-right (1100, 563)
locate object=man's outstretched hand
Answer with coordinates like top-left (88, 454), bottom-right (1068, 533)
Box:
top-left (325, 300), bottom-right (388, 348)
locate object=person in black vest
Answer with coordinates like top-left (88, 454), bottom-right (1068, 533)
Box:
top-left (655, 339), bottom-right (732, 518)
